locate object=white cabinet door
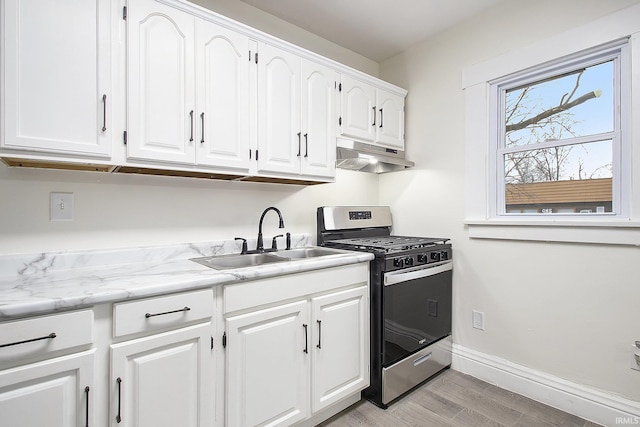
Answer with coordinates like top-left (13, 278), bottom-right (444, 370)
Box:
top-left (311, 286), bottom-right (369, 412)
top-left (301, 60), bottom-right (337, 179)
top-left (127, 0), bottom-right (196, 164)
top-left (110, 323), bottom-right (213, 427)
top-left (340, 74), bottom-right (376, 143)
top-left (257, 43), bottom-right (301, 175)
top-left (375, 89), bottom-right (405, 150)
top-left (195, 20), bottom-right (251, 172)
top-left (226, 300), bottom-right (309, 427)
top-left (1, 0), bottom-right (111, 157)
top-left (0, 350), bottom-right (95, 427)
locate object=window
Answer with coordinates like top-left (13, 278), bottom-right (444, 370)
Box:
top-left (463, 4), bottom-right (640, 245)
top-left (490, 42), bottom-right (628, 218)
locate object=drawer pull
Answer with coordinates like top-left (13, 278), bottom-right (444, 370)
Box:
top-left (116, 377), bottom-right (122, 423)
top-left (0, 332), bottom-right (56, 348)
top-left (145, 306), bottom-right (191, 318)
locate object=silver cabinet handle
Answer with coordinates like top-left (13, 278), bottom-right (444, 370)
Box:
top-left (304, 133), bottom-right (308, 158)
top-left (297, 132), bottom-right (301, 157)
top-left (372, 106), bottom-right (376, 126)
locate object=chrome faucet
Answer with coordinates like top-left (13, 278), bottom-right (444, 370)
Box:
top-left (255, 207), bottom-right (285, 252)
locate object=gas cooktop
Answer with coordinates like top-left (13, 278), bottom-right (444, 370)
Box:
top-left (324, 235), bottom-right (449, 254)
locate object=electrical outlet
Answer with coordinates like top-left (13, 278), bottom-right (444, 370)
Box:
top-left (472, 310), bottom-right (485, 330)
top-left (632, 342), bottom-right (640, 372)
top-left (50, 192), bottom-right (74, 221)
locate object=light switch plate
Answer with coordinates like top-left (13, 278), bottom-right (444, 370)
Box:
top-left (50, 192), bottom-right (74, 221)
top-left (472, 310), bottom-right (485, 330)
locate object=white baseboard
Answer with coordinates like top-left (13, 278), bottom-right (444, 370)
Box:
top-left (452, 343), bottom-right (640, 426)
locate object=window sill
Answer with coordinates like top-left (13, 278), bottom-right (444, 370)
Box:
top-left (465, 219), bottom-right (640, 246)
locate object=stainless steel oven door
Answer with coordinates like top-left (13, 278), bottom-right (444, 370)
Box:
top-left (382, 262), bottom-right (452, 367)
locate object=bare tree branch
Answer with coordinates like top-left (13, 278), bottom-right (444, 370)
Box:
top-left (505, 89), bottom-right (601, 133)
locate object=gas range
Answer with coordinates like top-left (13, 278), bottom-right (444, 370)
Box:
top-left (317, 206), bottom-right (453, 408)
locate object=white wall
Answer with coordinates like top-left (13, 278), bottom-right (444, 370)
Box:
top-left (379, 0), bottom-right (640, 403)
top-left (0, 166), bottom-right (378, 254)
top-left (0, 0), bottom-right (380, 255)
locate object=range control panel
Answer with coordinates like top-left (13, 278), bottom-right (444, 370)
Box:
top-left (385, 247), bottom-right (452, 272)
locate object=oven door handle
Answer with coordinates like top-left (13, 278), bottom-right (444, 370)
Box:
top-left (384, 262), bottom-right (452, 286)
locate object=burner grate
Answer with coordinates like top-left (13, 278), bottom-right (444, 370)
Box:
top-left (327, 235), bottom-right (448, 253)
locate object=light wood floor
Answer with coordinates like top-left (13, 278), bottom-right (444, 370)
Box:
top-left (320, 369), bottom-right (602, 427)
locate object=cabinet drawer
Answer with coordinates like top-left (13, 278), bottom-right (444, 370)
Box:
top-left (0, 310), bottom-right (93, 363)
top-left (113, 289), bottom-right (213, 338)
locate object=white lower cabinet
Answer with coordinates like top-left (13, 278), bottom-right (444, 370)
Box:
top-left (311, 286), bottom-right (368, 413)
top-left (110, 322), bottom-right (214, 427)
top-left (226, 300), bottom-right (310, 427)
top-left (0, 350), bottom-right (95, 427)
top-left (0, 309), bottom-right (95, 427)
top-left (224, 264), bottom-right (370, 427)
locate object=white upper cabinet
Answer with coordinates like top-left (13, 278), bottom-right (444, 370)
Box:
top-left (195, 20), bottom-right (251, 171)
top-left (375, 88), bottom-right (405, 150)
top-left (300, 60), bottom-right (337, 179)
top-left (127, 0), bottom-right (196, 165)
top-left (340, 74), bottom-right (406, 150)
top-left (1, 0), bottom-right (111, 157)
top-left (127, 0), bottom-right (252, 173)
top-left (340, 74), bottom-right (377, 143)
top-left (257, 45), bottom-right (337, 179)
top-left (256, 43), bottom-right (302, 176)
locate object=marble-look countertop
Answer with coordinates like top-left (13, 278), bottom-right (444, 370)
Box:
top-left (0, 235), bottom-right (373, 320)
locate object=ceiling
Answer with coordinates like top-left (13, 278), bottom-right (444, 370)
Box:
top-left (239, 0), bottom-right (504, 62)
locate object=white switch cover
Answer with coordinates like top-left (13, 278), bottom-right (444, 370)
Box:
top-left (472, 310), bottom-right (485, 330)
top-left (50, 192), bottom-right (74, 221)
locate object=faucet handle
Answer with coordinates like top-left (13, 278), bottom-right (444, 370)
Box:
top-left (271, 235), bottom-right (283, 250)
top-left (286, 232), bottom-right (291, 250)
top-left (235, 237), bottom-right (248, 255)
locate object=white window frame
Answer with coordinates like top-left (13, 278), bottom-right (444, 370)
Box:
top-left (489, 41), bottom-right (628, 219)
top-left (462, 3), bottom-right (640, 245)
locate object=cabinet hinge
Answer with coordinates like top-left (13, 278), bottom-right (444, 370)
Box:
top-left (122, 6), bottom-right (127, 20)
top-left (211, 336), bottom-right (214, 350)
top-left (123, 130), bottom-right (127, 145)
top-left (222, 332), bottom-right (227, 349)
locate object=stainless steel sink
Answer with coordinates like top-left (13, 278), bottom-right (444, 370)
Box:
top-left (191, 253), bottom-right (287, 270)
top-left (191, 246), bottom-right (350, 270)
top-left (274, 247), bottom-right (347, 259)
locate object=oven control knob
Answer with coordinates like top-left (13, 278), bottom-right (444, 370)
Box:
top-left (430, 251), bottom-right (441, 262)
top-left (440, 251), bottom-right (449, 261)
top-left (417, 254), bottom-right (428, 263)
top-left (393, 258), bottom-right (404, 268)
top-left (404, 257), bottom-right (414, 267)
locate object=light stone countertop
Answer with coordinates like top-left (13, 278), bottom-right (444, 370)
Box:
top-left (0, 235), bottom-right (373, 320)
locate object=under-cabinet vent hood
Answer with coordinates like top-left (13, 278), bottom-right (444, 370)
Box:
top-left (336, 138), bottom-right (414, 174)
